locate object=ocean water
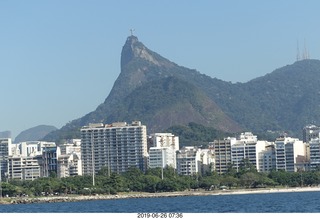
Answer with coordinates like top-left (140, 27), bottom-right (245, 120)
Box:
top-left (1, 191), bottom-right (320, 213)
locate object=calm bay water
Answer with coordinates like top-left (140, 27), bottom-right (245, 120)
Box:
top-left (1, 191), bottom-right (320, 213)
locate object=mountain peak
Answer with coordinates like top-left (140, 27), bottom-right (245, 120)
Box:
top-left (120, 35), bottom-right (141, 68)
top-left (126, 35), bottom-right (139, 44)
top-left (121, 35), bottom-right (174, 69)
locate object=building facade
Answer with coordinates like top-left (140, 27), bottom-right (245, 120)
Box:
top-left (274, 136), bottom-right (306, 172)
top-left (176, 146), bottom-right (214, 176)
top-left (213, 138), bottom-right (234, 174)
top-left (308, 138), bottom-right (320, 170)
top-left (0, 138), bottom-right (11, 181)
top-left (8, 156), bottom-right (41, 180)
top-left (81, 121), bottom-right (148, 175)
top-left (148, 133), bottom-right (179, 169)
top-left (56, 139), bottom-right (82, 178)
top-left (176, 146), bottom-right (201, 176)
top-left (258, 145), bottom-right (276, 172)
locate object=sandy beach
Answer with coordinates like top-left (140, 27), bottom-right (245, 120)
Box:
top-left (1, 186), bottom-right (320, 205)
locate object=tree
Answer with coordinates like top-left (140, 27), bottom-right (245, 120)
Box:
top-left (143, 175), bottom-right (161, 193)
top-left (239, 172), bottom-right (259, 188)
top-left (220, 175), bottom-right (238, 189)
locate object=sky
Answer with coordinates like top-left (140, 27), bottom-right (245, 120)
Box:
top-left (1, 0), bottom-right (320, 140)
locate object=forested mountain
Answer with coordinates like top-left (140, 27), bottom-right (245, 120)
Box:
top-left (43, 35), bottom-right (320, 143)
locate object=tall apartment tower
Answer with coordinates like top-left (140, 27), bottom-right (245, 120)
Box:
top-left (231, 132), bottom-right (266, 172)
top-left (308, 138), bottom-right (320, 170)
top-left (213, 137), bottom-right (235, 174)
top-left (0, 138), bottom-right (12, 180)
top-left (81, 121), bottom-right (148, 175)
top-left (274, 136), bottom-right (306, 172)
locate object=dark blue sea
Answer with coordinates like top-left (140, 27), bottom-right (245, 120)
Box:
top-left (1, 191), bottom-right (320, 214)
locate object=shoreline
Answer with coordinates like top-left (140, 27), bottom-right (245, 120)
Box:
top-left (1, 186), bottom-right (320, 205)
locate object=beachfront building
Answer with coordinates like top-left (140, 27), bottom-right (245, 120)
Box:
top-left (7, 156), bottom-right (41, 180)
top-left (1, 140), bottom-right (57, 180)
top-left (213, 137), bottom-right (234, 174)
top-left (148, 133), bottom-right (179, 169)
top-left (176, 146), bottom-right (201, 175)
top-left (56, 139), bottom-right (82, 178)
top-left (81, 121), bottom-right (148, 175)
top-left (0, 138), bottom-right (12, 181)
top-left (57, 153), bottom-right (82, 178)
top-left (199, 148), bottom-right (215, 174)
top-left (274, 136), bottom-right (306, 172)
top-left (176, 146), bottom-right (214, 176)
top-left (308, 138), bottom-right (320, 170)
top-left (39, 144), bottom-right (57, 177)
top-left (213, 132), bottom-right (268, 174)
top-left (231, 132), bottom-right (267, 172)
top-left (258, 144), bottom-right (276, 172)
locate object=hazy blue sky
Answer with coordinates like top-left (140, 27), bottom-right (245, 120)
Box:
top-left (1, 0), bottom-right (320, 139)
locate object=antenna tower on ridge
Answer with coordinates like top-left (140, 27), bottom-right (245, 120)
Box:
top-left (296, 40), bottom-right (300, 61)
top-left (296, 39), bottom-right (310, 61)
top-left (303, 39), bottom-right (310, 60)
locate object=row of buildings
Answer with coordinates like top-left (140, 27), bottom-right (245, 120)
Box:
top-left (1, 122), bottom-right (320, 181)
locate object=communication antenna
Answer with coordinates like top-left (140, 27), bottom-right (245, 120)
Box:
top-left (303, 39), bottom-right (310, 60)
top-left (296, 40), bottom-right (300, 61)
top-left (303, 39), bottom-right (307, 59)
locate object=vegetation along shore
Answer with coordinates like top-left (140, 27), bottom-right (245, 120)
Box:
top-left (1, 165), bottom-right (320, 205)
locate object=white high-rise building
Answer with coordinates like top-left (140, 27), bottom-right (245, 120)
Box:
top-left (56, 139), bottom-right (82, 178)
top-left (148, 133), bottom-right (179, 169)
top-left (214, 132), bottom-right (273, 174)
top-left (176, 146), bottom-right (214, 176)
top-left (274, 136), bottom-right (306, 172)
top-left (258, 144), bottom-right (276, 172)
top-left (81, 121), bottom-right (148, 175)
top-left (8, 156), bottom-right (41, 181)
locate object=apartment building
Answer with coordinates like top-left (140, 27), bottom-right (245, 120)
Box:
top-left (308, 138), bottom-right (320, 170)
top-left (81, 121), bottom-right (148, 175)
top-left (231, 132), bottom-right (261, 172)
top-left (148, 133), bottom-right (179, 169)
top-left (176, 146), bottom-right (214, 176)
top-left (56, 139), bottom-right (82, 178)
top-left (176, 146), bottom-right (201, 175)
top-left (8, 156), bottom-right (41, 180)
top-left (57, 153), bottom-right (82, 178)
top-left (258, 144), bottom-right (276, 172)
top-left (214, 133), bottom-right (274, 174)
top-left (0, 138), bottom-right (11, 180)
top-left (213, 137), bottom-right (234, 174)
top-left (274, 136), bottom-right (306, 172)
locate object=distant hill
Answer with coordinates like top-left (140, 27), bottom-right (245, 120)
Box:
top-left (43, 35), bottom-right (320, 143)
top-left (15, 125), bottom-right (57, 143)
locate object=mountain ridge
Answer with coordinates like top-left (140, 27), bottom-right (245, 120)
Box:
top-left (43, 36), bottom-right (320, 143)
